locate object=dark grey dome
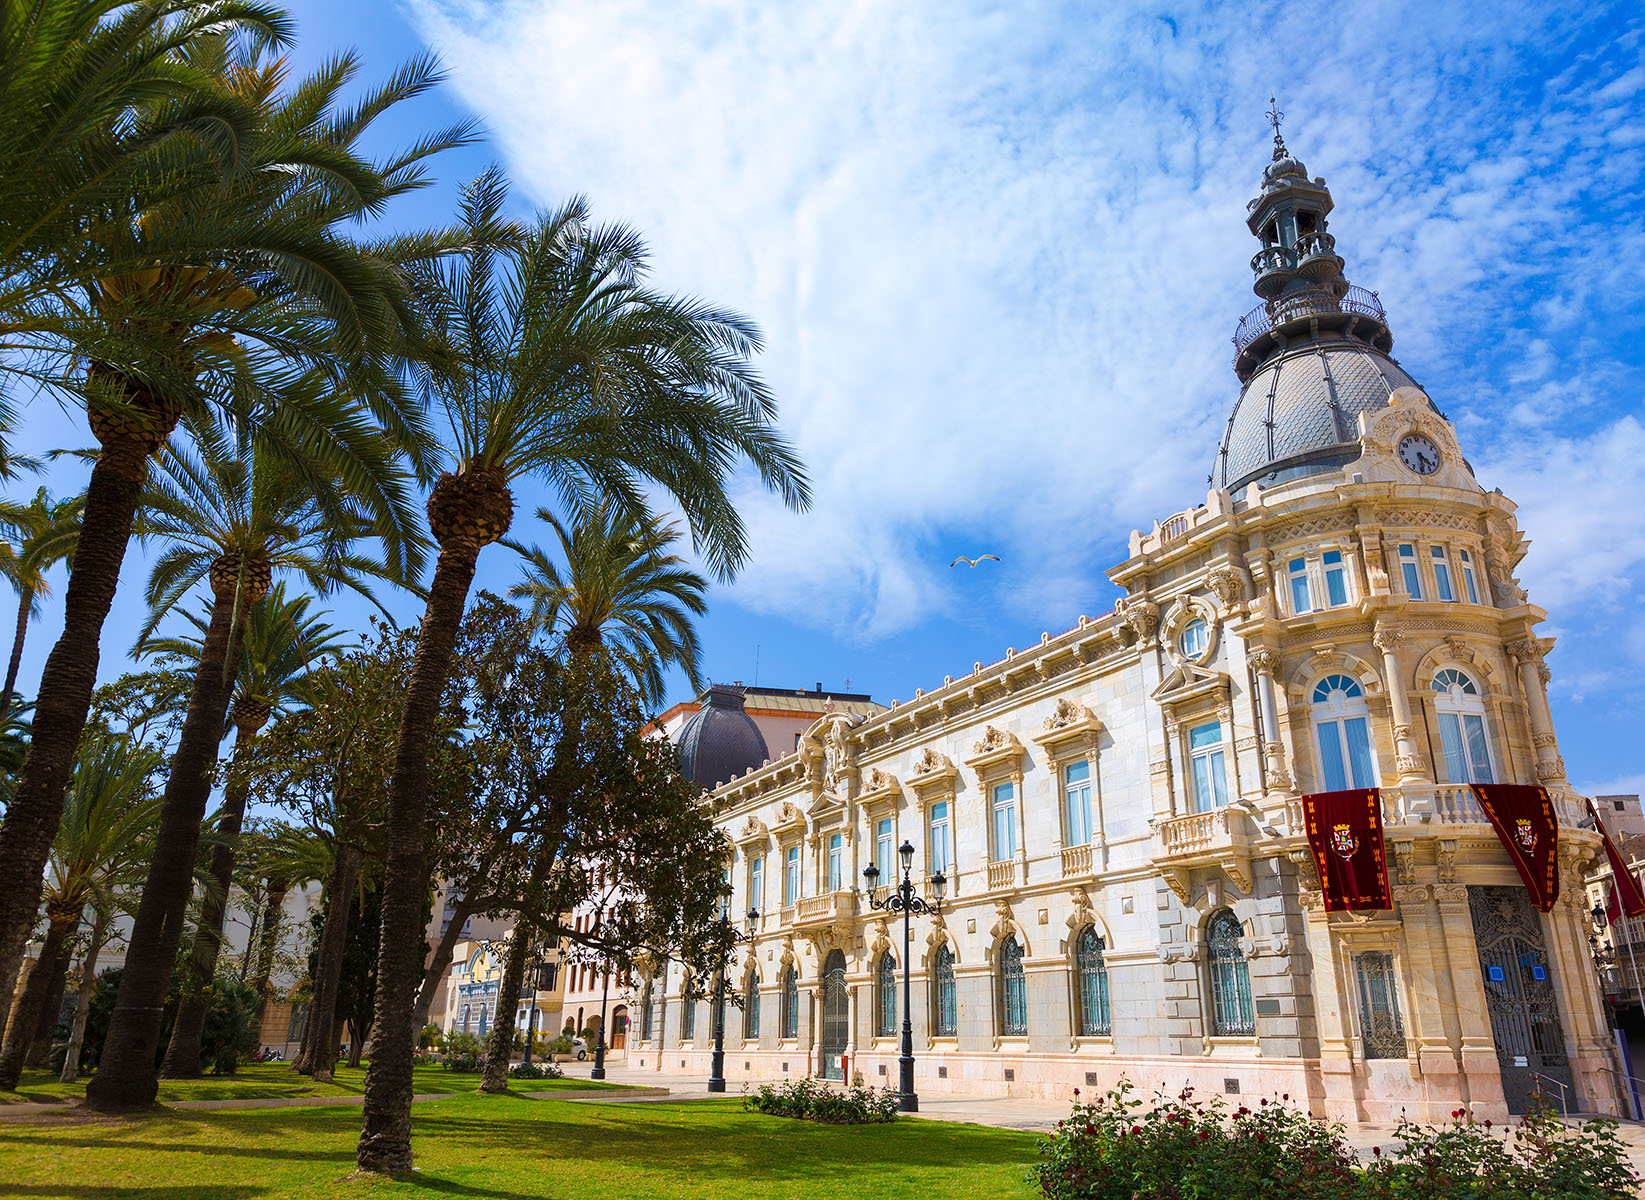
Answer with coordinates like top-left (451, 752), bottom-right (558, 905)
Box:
top-left (674, 685), bottom-right (769, 790)
top-left (1213, 335), bottom-right (1429, 493)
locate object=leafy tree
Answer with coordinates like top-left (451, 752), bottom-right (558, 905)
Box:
top-left (508, 501), bottom-right (707, 709)
top-left (358, 171), bottom-right (808, 1173)
top-left (236, 821), bottom-right (330, 1034)
top-left (0, 488), bottom-right (84, 718)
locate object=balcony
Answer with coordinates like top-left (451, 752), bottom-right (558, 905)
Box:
top-left (986, 858), bottom-right (1018, 891)
top-left (1061, 842), bottom-right (1094, 877)
top-left (1250, 245), bottom-right (1296, 279)
top-left (1231, 285), bottom-right (1387, 365)
top-left (792, 890), bottom-right (856, 931)
top-left (1150, 804), bottom-right (1260, 899)
top-left (1295, 230), bottom-right (1337, 264)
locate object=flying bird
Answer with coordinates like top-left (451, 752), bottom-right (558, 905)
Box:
top-left (950, 554), bottom-right (1001, 568)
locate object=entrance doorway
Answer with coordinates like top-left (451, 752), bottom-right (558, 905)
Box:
top-left (611, 1005), bottom-right (628, 1049)
top-left (1469, 885), bottom-right (1572, 1113)
top-left (820, 950), bottom-right (848, 1080)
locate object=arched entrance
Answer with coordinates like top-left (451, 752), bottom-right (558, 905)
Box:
top-left (610, 1005), bottom-right (629, 1049)
top-left (1469, 885), bottom-right (1571, 1113)
top-left (820, 950), bottom-right (848, 1080)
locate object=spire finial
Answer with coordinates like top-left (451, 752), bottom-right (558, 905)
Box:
top-left (1266, 94), bottom-right (1287, 160)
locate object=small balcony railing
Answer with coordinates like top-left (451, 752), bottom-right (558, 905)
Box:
top-left (793, 890), bottom-right (856, 929)
top-left (986, 859), bottom-right (1017, 891)
top-left (1061, 842), bottom-right (1093, 877)
top-left (1295, 230), bottom-right (1337, 262)
top-left (1251, 245), bottom-right (1295, 276)
top-left (1151, 805), bottom-right (1257, 861)
top-left (1232, 285), bottom-right (1386, 360)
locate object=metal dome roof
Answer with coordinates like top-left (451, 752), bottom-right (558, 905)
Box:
top-left (1212, 334), bottom-right (1429, 494)
top-left (673, 685), bottom-right (769, 790)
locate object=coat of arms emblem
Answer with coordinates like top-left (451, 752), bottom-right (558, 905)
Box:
top-left (1331, 823), bottom-right (1359, 859)
top-left (1514, 818), bottom-right (1538, 853)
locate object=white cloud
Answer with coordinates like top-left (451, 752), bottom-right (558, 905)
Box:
top-left (407, 0), bottom-right (1645, 652)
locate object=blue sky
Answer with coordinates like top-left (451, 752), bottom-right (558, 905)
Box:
top-left (11, 1), bottom-right (1645, 795)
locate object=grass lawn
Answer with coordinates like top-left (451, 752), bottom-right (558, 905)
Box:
top-left (0, 1093), bottom-right (1041, 1198)
top-left (0, 1061), bottom-right (633, 1105)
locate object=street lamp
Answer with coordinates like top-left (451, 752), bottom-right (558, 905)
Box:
top-left (591, 930), bottom-right (611, 1080)
top-left (521, 948), bottom-right (545, 1066)
top-left (706, 907), bottom-right (759, 1093)
top-left (862, 840), bottom-right (945, 1112)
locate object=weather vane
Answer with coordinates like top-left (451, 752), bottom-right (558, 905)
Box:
top-left (1266, 94), bottom-right (1287, 159)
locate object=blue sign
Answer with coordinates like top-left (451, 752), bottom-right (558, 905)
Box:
top-left (1532, 965), bottom-right (1547, 981)
top-left (1487, 965), bottom-right (1506, 982)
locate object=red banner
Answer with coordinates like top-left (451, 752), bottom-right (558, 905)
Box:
top-left (1301, 788), bottom-right (1390, 911)
top-left (1470, 784), bottom-right (1559, 912)
top-left (1590, 800), bottom-right (1645, 919)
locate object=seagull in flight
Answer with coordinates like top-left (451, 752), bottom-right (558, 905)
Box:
top-left (950, 554), bottom-right (1001, 568)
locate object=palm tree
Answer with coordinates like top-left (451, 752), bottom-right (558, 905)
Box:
top-left (508, 502), bottom-right (707, 709)
top-left (238, 823), bottom-right (330, 1037)
top-left (89, 416), bottom-right (413, 1099)
top-left (355, 170), bottom-right (810, 1173)
top-left (0, 731), bottom-right (164, 1089)
top-left (0, 489), bottom-right (84, 719)
top-left (149, 585), bottom-right (349, 1075)
top-left (3, 18), bottom-right (467, 1053)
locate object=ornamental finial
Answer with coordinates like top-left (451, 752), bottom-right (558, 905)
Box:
top-left (1266, 94), bottom-right (1287, 160)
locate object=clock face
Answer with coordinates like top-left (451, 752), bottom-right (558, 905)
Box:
top-left (1398, 433), bottom-right (1441, 476)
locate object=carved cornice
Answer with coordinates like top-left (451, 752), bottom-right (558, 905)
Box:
top-left (1031, 699), bottom-right (1101, 758)
top-left (965, 725), bottom-right (1025, 779)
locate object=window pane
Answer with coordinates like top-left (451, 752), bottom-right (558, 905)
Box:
top-left (1344, 717), bottom-right (1375, 789)
top-left (1432, 547), bottom-right (1455, 601)
top-left (1317, 720), bottom-right (1349, 792)
top-left (1000, 939), bottom-right (1026, 1036)
top-left (1192, 754), bottom-right (1214, 813)
top-left (1399, 545), bottom-right (1423, 598)
top-left (1437, 712), bottom-right (1468, 783)
top-left (935, 947), bottom-right (956, 1037)
top-left (1077, 930), bottom-right (1111, 1037)
top-left (1355, 952), bottom-right (1406, 1059)
top-left (1291, 572), bottom-right (1311, 614)
top-left (1190, 721), bottom-right (1222, 750)
top-left (1209, 749), bottom-right (1228, 807)
top-left (1464, 714), bottom-right (1494, 784)
top-left (827, 833), bottom-right (842, 891)
top-left (1460, 551), bottom-right (1480, 604)
top-left (1207, 911), bottom-right (1254, 1035)
top-left (1065, 759), bottom-right (1090, 784)
top-left (993, 787), bottom-right (1016, 859)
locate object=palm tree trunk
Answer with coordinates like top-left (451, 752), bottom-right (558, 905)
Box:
top-left (161, 717), bottom-right (262, 1077)
top-left (480, 926), bottom-right (530, 1093)
top-left (239, 903), bottom-right (261, 985)
top-left (83, 586), bottom-right (243, 1111)
top-left (24, 916), bottom-right (78, 1069)
top-left (304, 843), bottom-right (359, 1084)
top-left (357, 538), bottom-right (483, 1173)
top-left (0, 911), bottom-right (75, 1088)
top-left (0, 441), bottom-right (148, 1029)
top-left (346, 1020), bottom-right (366, 1069)
top-left (0, 585), bottom-right (34, 720)
top-left (59, 912), bottom-right (109, 1084)
top-left (250, 877), bottom-right (288, 1036)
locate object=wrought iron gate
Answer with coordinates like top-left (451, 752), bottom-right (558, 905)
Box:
top-left (1468, 885), bottom-right (1572, 1113)
top-left (821, 950), bottom-right (848, 1080)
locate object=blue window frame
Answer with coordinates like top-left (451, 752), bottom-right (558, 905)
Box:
top-left (780, 966), bottom-right (798, 1039)
top-left (991, 782), bottom-right (1017, 860)
top-left (1076, 928), bottom-right (1111, 1036)
top-left (1289, 557), bottom-right (1312, 614)
top-left (933, 945), bottom-right (957, 1037)
top-left (1399, 544), bottom-right (1423, 598)
top-left (1431, 545), bottom-right (1455, 601)
top-left (1323, 550), bottom-right (1348, 607)
top-left (1189, 721), bottom-right (1228, 811)
top-left (999, 937), bottom-right (1027, 1036)
top-left (1064, 760), bottom-right (1093, 846)
top-left (875, 952), bottom-right (897, 1037)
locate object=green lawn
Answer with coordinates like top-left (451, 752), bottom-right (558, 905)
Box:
top-left (0, 1093), bottom-right (1041, 1198)
top-left (1, 1061), bottom-right (632, 1105)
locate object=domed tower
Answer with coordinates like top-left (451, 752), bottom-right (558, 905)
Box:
top-left (1213, 107), bottom-right (1435, 494)
top-left (674, 685), bottom-right (770, 790)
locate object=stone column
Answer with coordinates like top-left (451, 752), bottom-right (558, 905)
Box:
top-left (1507, 639), bottom-right (1567, 786)
top-left (1374, 623), bottom-right (1431, 790)
top-left (1248, 648), bottom-right (1295, 798)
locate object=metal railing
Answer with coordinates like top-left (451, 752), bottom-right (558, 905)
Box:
top-left (1600, 1066), bottom-right (1645, 1121)
top-left (1531, 1072), bottom-right (1569, 1115)
top-left (1231, 285), bottom-right (1386, 358)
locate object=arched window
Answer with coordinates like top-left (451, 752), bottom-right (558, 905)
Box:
top-left (1075, 928), bottom-right (1111, 1037)
top-left (780, 965), bottom-right (799, 1039)
top-left (1206, 909), bottom-right (1254, 1036)
top-left (999, 936), bottom-right (1027, 1036)
top-left (1312, 674), bottom-right (1376, 791)
top-left (1431, 668), bottom-right (1495, 784)
top-left (744, 970), bottom-right (760, 1041)
top-left (1179, 618), bottom-right (1209, 658)
top-left (875, 951), bottom-right (897, 1037)
top-left (933, 944), bottom-right (957, 1037)
top-left (640, 982), bottom-right (653, 1042)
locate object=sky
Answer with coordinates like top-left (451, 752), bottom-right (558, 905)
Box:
top-left (10, 1), bottom-right (1645, 796)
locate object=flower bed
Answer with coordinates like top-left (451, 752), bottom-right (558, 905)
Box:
top-left (744, 1077), bottom-right (899, 1124)
top-left (1029, 1082), bottom-right (1640, 1200)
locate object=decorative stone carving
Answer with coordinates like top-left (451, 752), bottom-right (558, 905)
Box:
top-left (1490, 568), bottom-right (1528, 606)
top-left (863, 767), bottom-right (898, 795)
top-left (1248, 647), bottom-right (1279, 674)
top-left (1505, 639), bottom-right (1542, 665)
top-left (1393, 842), bottom-right (1416, 885)
top-left (1372, 624), bottom-right (1405, 655)
top-left (1535, 757), bottom-right (1567, 781)
top-left (1206, 565), bottom-right (1246, 613)
top-left (1392, 884), bottom-right (1431, 905)
top-left (1117, 595), bottom-right (1161, 643)
top-left (1044, 697), bottom-right (1088, 731)
top-left (1435, 841), bottom-right (1458, 883)
top-left (912, 747), bottom-right (948, 776)
top-left (974, 725), bottom-right (1014, 756)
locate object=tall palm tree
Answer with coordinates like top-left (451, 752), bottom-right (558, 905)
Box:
top-left (508, 502), bottom-right (707, 709)
top-left (238, 822), bottom-right (330, 1036)
top-left (153, 585), bottom-right (348, 1075)
top-left (91, 418), bottom-right (412, 1101)
top-left (0, 732), bottom-right (164, 1089)
top-left (0, 489), bottom-right (84, 718)
top-left (0, 17), bottom-right (467, 1049)
top-left (355, 170), bottom-right (810, 1173)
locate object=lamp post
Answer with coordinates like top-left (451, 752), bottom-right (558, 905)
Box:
top-left (706, 907), bottom-right (759, 1093)
top-left (521, 950), bottom-right (545, 1066)
top-left (591, 961), bottom-right (611, 1080)
top-left (862, 840), bottom-right (946, 1112)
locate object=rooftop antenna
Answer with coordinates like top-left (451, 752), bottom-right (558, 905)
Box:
top-left (1266, 93), bottom-right (1287, 160)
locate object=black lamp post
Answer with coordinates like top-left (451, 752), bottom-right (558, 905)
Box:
top-left (862, 840), bottom-right (946, 1112)
top-left (706, 906), bottom-right (759, 1093)
top-left (521, 950), bottom-right (545, 1066)
top-left (591, 954), bottom-right (611, 1080)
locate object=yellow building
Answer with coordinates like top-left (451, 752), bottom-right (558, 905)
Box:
top-left (629, 135), bottom-right (1619, 1123)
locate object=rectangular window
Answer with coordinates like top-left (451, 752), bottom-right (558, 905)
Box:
top-left (1431, 545), bottom-right (1455, 601)
top-left (1317, 717), bottom-right (1375, 791)
top-left (1064, 760), bottom-right (1093, 846)
top-left (783, 845), bottom-right (800, 906)
top-left (1459, 549), bottom-right (1480, 604)
top-left (748, 855), bottom-right (764, 914)
top-left (929, 801), bottom-right (951, 875)
top-left (875, 818), bottom-right (894, 879)
top-left (1399, 544), bottom-right (1423, 598)
top-left (1437, 713), bottom-right (1495, 784)
top-left (1355, 952), bottom-right (1407, 1059)
top-left (991, 782), bottom-right (1017, 860)
top-left (826, 833), bottom-right (843, 891)
top-left (1323, 549), bottom-right (1348, 607)
top-left (1189, 721), bottom-right (1228, 812)
top-left (1289, 557), bottom-right (1312, 614)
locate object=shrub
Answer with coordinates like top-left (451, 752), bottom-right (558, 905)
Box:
top-left (418, 1024), bottom-right (443, 1050)
top-left (543, 1034), bottom-right (574, 1057)
top-left (510, 1060), bottom-right (564, 1081)
top-left (744, 1077), bottom-right (898, 1124)
top-left (443, 1031), bottom-right (481, 1058)
top-left (1029, 1085), bottom-right (1642, 1200)
top-left (442, 1051), bottom-right (482, 1073)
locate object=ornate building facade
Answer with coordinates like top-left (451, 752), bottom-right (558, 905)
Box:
top-left (628, 136), bottom-right (1618, 1123)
